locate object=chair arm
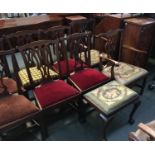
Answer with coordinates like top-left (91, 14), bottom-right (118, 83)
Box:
top-left (99, 53), bottom-right (119, 80)
top-left (79, 43), bottom-right (88, 50)
top-left (95, 35), bottom-right (108, 41)
top-left (99, 53), bottom-right (119, 66)
top-left (138, 123), bottom-right (155, 139)
top-left (122, 45), bottom-right (147, 54)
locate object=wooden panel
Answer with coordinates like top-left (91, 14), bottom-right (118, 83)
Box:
top-left (121, 17), bottom-right (155, 67)
top-left (0, 15), bottom-right (63, 36)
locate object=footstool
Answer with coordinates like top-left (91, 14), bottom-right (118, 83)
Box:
top-left (84, 80), bottom-right (141, 140)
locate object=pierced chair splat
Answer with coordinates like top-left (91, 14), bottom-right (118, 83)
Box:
top-left (18, 39), bottom-right (80, 136)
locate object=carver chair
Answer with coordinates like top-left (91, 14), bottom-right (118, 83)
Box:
top-left (129, 120), bottom-right (155, 141)
top-left (0, 54), bottom-right (46, 140)
top-left (99, 29), bottom-right (148, 95)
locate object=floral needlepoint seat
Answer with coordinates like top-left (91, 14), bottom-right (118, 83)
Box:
top-left (84, 80), bottom-right (138, 115)
top-left (80, 49), bottom-right (100, 66)
top-left (102, 62), bottom-right (148, 85)
top-left (84, 80), bottom-right (140, 140)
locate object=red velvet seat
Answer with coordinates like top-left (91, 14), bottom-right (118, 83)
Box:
top-left (53, 58), bottom-right (87, 77)
top-left (69, 68), bottom-right (109, 91)
top-left (34, 80), bottom-right (79, 108)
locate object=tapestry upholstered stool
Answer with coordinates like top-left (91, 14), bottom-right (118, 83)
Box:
top-left (83, 80), bottom-right (141, 140)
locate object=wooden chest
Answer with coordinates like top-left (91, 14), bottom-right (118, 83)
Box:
top-left (120, 17), bottom-right (155, 67)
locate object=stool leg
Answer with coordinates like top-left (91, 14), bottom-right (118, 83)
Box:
top-left (128, 101), bottom-right (141, 124)
top-left (100, 114), bottom-right (114, 141)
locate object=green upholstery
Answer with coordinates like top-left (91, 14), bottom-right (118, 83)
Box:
top-left (18, 66), bottom-right (58, 86)
top-left (102, 62), bottom-right (148, 85)
top-left (80, 49), bottom-right (100, 65)
top-left (84, 80), bottom-right (138, 115)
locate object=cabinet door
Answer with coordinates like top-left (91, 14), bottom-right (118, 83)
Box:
top-left (138, 25), bottom-right (155, 51)
top-left (121, 46), bottom-right (147, 67)
top-left (122, 23), bottom-right (141, 48)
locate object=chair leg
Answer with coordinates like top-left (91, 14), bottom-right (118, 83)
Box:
top-left (99, 113), bottom-right (114, 141)
top-left (78, 98), bottom-right (86, 123)
top-left (139, 77), bottom-right (147, 95)
top-left (38, 114), bottom-right (48, 140)
top-left (128, 100), bottom-right (141, 124)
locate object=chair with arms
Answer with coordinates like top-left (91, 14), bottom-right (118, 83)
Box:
top-left (99, 29), bottom-right (148, 95)
top-left (129, 120), bottom-right (155, 141)
top-left (15, 39), bottom-right (80, 136)
top-left (0, 51), bottom-right (46, 140)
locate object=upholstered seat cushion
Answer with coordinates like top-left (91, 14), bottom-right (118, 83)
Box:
top-left (0, 95), bottom-right (39, 127)
top-left (80, 49), bottom-right (100, 65)
top-left (34, 80), bottom-right (79, 108)
top-left (84, 80), bottom-right (138, 115)
top-left (0, 77), bottom-right (17, 93)
top-left (53, 58), bottom-right (87, 77)
top-left (69, 68), bottom-right (109, 91)
top-left (102, 62), bottom-right (148, 85)
top-left (18, 66), bottom-right (58, 86)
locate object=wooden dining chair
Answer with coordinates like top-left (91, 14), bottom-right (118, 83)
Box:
top-left (4, 29), bottom-right (42, 50)
top-left (13, 40), bottom-right (59, 97)
top-left (57, 32), bottom-right (114, 93)
top-left (15, 39), bottom-right (80, 135)
top-left (0, 54), bottom-right (46, 140)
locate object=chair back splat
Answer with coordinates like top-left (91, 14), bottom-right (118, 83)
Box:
top-left (16, 40), bottom-right (59, 90)
top-left (43, 25), bottom-right (71, 40)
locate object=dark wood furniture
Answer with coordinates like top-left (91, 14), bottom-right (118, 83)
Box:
top-left (0, 52), bottom-right (46, 140)
top-left (13, 40), bottom-right (59, 96)
top-left (15, 39), bottom-right (80, 136)
top-left (94, 14), bottom-right (142, 60)
top-left (1, 29), bottom-right (42, 50)
top-left (120, 17), bottom-right (155, 68)
top-left (0, 15), bottom-right (63, 36)
top-left (65, 15), bottom-right (88, 33)
top-left (84, 80), bottom-right (141, 140)
top-left (57, 32), bottom-right (114, 121)
top-left (98, 29), bottom-right (149, 95)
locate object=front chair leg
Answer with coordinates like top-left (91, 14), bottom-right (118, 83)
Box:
top-left (38, 113), bottom-right (48, 140)
top-left (128, 100), bottom-right (141, 125)
top-left (140, 77), bottom-right (147, 95)
top-left (78, 98), bottom-right (86, 123)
